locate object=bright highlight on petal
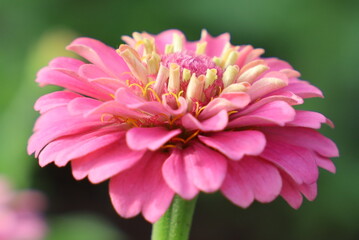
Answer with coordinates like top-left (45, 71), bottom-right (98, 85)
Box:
top-left (28, 29), bottom-right (338, 223)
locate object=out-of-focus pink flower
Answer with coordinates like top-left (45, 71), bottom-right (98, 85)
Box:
top-left (0, 176), bottom-right (47, 240)
top-left (28, 29), bottom-right (338, 223)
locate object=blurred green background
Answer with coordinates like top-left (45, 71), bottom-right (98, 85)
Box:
top-left (0, 0), bottom-right (358, 239)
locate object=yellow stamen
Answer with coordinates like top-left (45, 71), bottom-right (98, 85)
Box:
top-left (165, 44), bottom-right (174, 54)
top-left (184, 130), bottom-right (200, 143)
top-left (163, 92), bottom-right (182, 108)
top-left (153, 64), bottom-right (169, 96)
top-left (126, 118), bottom-right (139, 127)
top-left (212, 57), bottom-right (221, 66)
top-left (161, 144), bottom-right (177, 149)
top-left (204, 69), bottom-right (218, 89)
top-left (128, 83), bottom-right (146, 95)
top-left (146, 88), bottom-right (162, 103)
top-left (222, 65), bottom-right (239, 88)
top-left (173, 33), bottom-right (183, 52)
top-left (118, 45), bottom-right (148, 85)
top-left (171, 137), bottom-right (186, 143)
top-left (168, 63), bottom-right (181, 94)
top-left (169, 114), bottom-right (184, 125)
top-left (224, 51), bottom-right (239, 68)
top-left (143, 38), bottom-right (155, 56)
top-left (220, 43), bottom-right (232, 60)
top-left (182, 68), bottom-right (191, 82)
top-left (186, 74), bottom-right (205, 110)
top-left (194, 101), bottom-right (200, 115)
top-left (145, 52), bottom-right (161, 75)
top-left (215, 43), bottom-right (240, 68)
top-left (196, 42), bottom-right (207, 55)
top-left (221, 82), bottom-right (250, 94)
top-left (196, 105), bottom-right (207, 117)
top-left (236, 64), bottom-right (269, 84)
top-left (144, 81), bottom-right (156, 93)
top-left (228, 110), bottom-right (238, 116)
top-left (132, 32), bottom-right (143, 42)
top-left (238, 59), bottom-right (265, 75)
top-left (178, 90), bottom-right (184, 97)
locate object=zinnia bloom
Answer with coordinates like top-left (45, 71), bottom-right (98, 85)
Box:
top-left (28, 29), bottom-right (338, 223)
top-left (0, 176), bottom-right (47, 240)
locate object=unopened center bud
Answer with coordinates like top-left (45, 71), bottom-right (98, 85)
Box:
top-left (161, 51), bottom-right (223, 78)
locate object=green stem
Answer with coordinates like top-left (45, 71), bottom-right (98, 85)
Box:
top-left (151, 195), bottom-right (198, 240)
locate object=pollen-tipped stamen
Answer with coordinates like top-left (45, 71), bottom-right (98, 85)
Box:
top-left (153, 64), bottom-right (169, 96)
top-left (222, 65), bottom-right (239, 88)
top-left (118, 45), bottom-right (148, 85)
top-left (221, 82), bottom-right (250, 94)
top-left (168, 63), bottom-right (181, 94)
top-left (173, 33), bottom-right (184, 52)
top-left (236, 64), bottom-right (269, 84)
top-left (186, 74), bottom-right (205, 110)
top-left (196, 42), bottom-right (207, 55)
top-left (204, 69), bottom-right (218, 89)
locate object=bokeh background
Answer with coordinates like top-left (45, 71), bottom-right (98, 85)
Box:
top-left (1, 0), bottom-right (358, 239)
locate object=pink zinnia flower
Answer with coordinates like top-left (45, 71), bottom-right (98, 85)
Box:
top-left (0, 176), bottom-right (47, 240)
top-left (28, 29), bottom-right (338, 223)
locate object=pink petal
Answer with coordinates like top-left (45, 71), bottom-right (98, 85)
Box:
top-left (67, 97), bottom-right (103, 116)
top-left (275, 80), bottom-right (323, 98)
top-left (261, 127), bottom-right (339, 158)
top-left (221, 157), bottom-right (282, 207)
top-left (198, 130), bottom-right (266, 160)
top-left (221, 161), bottom-right (254, 208)
top-left (287, 110), bottom-right (334, 129)
top-left (315, 154), bottom-right (336, 173)
top-left (36, 67), bottom-right (111, 100)
top-left (262, 71), bottom-right (289, 84)
top-left (279, 171), bottom-right (317, 208)
top-left (260, 139), bottom-right (319, 184)
top-left (199, 92), bottom-right (250, 119)
top-left (49, 57), bottom-right (85, 71)
top-left (299, 182), bottom-right (317, 201)
top-left (28, 107), bottom-right (106, 155)
top-left (38, 127), bottom-right (124, 167)
top-left (152, 29), bottom-right (186, 54)
top-left (71, 138), bottom-right (146, 183)
top-left (228, 101), bottom-right (295, 128)
top-left (126, 127), bottom-right (181, 151)
top-left (264, 58), bottom-right (293, 72)
top-left (246, 76), bottom-right (288, 100)
top-left (199, 30), bottom-right (230, 57)
top-left (182, 110), bottom-right (228, 132)
top-left (66, 37), bottom-right (129, 79)
top-left (114, 87), bottom-right (146, 105)
top-left (280, 173), bottom-right (303, 209)
top-left (109, 151), bottom-right (174, 223)
top-left (85, 100), bottom-right (147, 119)
top-left (237, 91), bottom-right (303, 116)
top-left (78, 64), bottom-right (111, 79)
top-left (89, 78), bottom-right (126, 93)
top-left (184, 141), bottom-right (227, 192)
top-left (162, 149), bottom-right (199, 200)
top-left (236, 45), bottom-right (254, 67)
top-left (34, 91), bottom-right (82, 114)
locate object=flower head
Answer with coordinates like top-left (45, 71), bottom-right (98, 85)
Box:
top-left (0, 176), bottom-right (47, 240)
top-left (28, 29), bottom-right (338, 223)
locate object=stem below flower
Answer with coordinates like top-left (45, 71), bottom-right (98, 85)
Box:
top-left (151, 195), bottom-right (198, 240)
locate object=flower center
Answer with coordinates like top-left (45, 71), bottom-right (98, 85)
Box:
top-left (161, 51), bottom-right (223, 79)
top-left (117, 32), bottom-right (254, 113)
